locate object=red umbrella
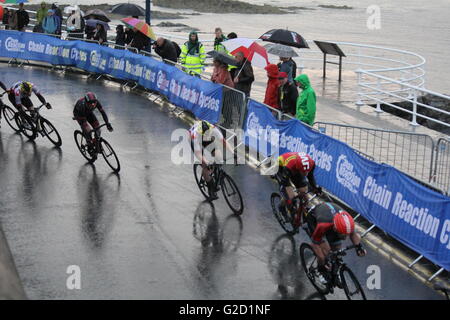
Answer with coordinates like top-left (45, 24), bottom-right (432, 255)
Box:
top-left (222, 38), bottom-right (269, 68)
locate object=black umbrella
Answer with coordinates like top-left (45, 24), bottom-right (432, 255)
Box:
top-left (110, 3), bottom-right (146, 16)
top-left (207, 51), bottom-right (239, 67)
top-left (84, 9), bottom-right (111, 23)
top-left (259, 29), bottom-right (309, 49)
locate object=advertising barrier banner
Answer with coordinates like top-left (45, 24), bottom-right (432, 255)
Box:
top-left (0, 31), bottom-right (223, 123)
top-left (244, 99), bottom-right (450, 270)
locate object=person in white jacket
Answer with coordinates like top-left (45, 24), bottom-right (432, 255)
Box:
top-left (66, 9), bottom-right (83, 38)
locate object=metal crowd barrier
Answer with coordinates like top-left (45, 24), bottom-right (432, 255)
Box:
top-left (432, 138), bottom-right (450, 195)
top-left (313, 121), bottom-right (436, 185)
top-left (218, 85), bottom-right (246, 130)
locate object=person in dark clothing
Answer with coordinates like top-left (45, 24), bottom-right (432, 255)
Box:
top-left (73, 92), bottom-right (113, 145)
top-left (278, 72), bottom-right (298, 117)
top-left (290, 57), bottom-right (297, 80)
top-left (2, 8), bottom-right (10, 29)
top-left (51, 3), bottom-right (62, 34)
top-left (115, 25), bottom-right (126, 48)
top-left (153, 37), bottom-right (178, 64)
top-left (85, 25), bottom-right (96, 40)
top-left (231, 51), bottom-right (255, 98)
top-left (124, 27), bottom-right (134, 46)
top-left (130, 29), bottom-right (150, 52)
top-left (16, 3), bottom-right (29, 31)
top-left (93, 23), bottom-right (107, 45)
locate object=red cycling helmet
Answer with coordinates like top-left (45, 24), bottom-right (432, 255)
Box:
top-left (84, 92), bottom-right (98, 108)
top-left (333, 211), bottom-right (355, 235)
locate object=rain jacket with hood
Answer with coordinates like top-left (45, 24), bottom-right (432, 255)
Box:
top-left (180, 31), bottom-right (206, 76)
top-left (66, 9), bottom-right (82, 32)
top-left (36, 2), bottom-right (47, 25)
top-left (214, 34), bottom-right (228, 54)
top-left (264, 64), bottom-right (280, 109)
top-left (295, 74), bottom-right (316, 125)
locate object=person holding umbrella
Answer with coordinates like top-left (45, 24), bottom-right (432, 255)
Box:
top-left (180, 31), bottom-right (206, 77)
top-left (278, 57), bottom-right (294, 83)
top-left (93, 23), bottom-right (107, 45)
top-left (231, 51), bottom-right (254, 98)
top-left (294, 74), bottom-right (316, 126)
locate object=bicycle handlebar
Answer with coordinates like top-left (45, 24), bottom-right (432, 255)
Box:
top-left (0, 91), bottom-right (6, 98)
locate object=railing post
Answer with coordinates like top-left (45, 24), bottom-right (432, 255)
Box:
top-left (410, 89), bottom-right (419, 126)
top-left (375, 78), bottom-right (383, 113)
top-left (355, 69), bottom-right (365, 106)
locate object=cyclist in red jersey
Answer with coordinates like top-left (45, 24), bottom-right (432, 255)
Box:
top-left (275, 152), bottom-right (321, 220)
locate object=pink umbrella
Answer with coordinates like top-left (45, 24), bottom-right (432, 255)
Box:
top-left (222, 38), bottom-right (269, 68)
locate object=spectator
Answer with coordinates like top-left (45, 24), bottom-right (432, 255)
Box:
top-left (7, 9), bottom-right (17, 30)
top-left (51, 3), bottom-right (62, 34)
top-left (227, 32), bottom-right (237, 39)
top-left (2, 8), bottom-right (10, 30)
top-left (290, 57), bottom-right (297, 79)
top-left (115, 25), bottom-right (126, 48)
top-left (231, 51), bottom-right (254, 98)
top-left (153, 37), bottom-right (178, 64)
top-left (42, 9), bottom-right (59, 35)
top-left (278, 72), bottom-right (298, 117)
top-left (264, 64), bottom-right (280, 110)
top-left (36, 2), bottom-right (47, 26)
top-left (294, 74), bottom-right (316, 126)
top-left (211, 59), bottom-right (234, 88)
top-left (130, 28), bottom-right (150, 52)
top-left (277, 57), bottom-right (294, 83)
top-left (66, 9), bottom-right (83, 38)
top-left (124, 27), bottom-right (134, 46)
top-left (213, 27), bottom-right (228, 53)
top-left (180, 31), bottom-right (206, 76)
top-left (93, 23), bottom-right (107, 45)
top-left (16, 3), bottom-right (29, 31)
top-left (85, 24), bottom-right (96, 40)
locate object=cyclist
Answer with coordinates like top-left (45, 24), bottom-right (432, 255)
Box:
top-left (73, 92), bottom-right (113, 152)
top-left (275, 152), bottom-right (321, 220)
top-left (304, 201), bottom-right (366, 279)
top-left (189, 120), bottom-right (234, 200)
top-left (8, 81), bottom-right (51, 118)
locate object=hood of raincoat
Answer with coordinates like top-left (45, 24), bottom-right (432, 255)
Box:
top-left (187, 30), bottom-right (199, 52)
top-left (294, 74), bottom-right (311, 89)
top-left (265, 63), bottom-right (279, 79)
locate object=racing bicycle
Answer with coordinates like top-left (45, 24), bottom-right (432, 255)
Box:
top-left (299, 243), bottom-right (367, 300)
top-left (193, 163), bottom-right (243, 215)
top-left (74, 123), bottom-right (121, 173)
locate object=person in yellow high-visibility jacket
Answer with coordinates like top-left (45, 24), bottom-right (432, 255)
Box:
top-left (180, 31), bottom-right (206, 76)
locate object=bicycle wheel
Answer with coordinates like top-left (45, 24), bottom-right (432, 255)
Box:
top-left (100, 138), bottom-right (121, 173)
top-left (220, 173), bottom-right (244, 215)
top-left (193, 164), bottom-right (210, 199)
top-left (16, 113), bottom-right (36, 140)
top-left (74, 130), bottom-right (96, 163)
top-left (340, 265), bottom-right (367, 300)
top-left (2, 106), bottom-right (21, 132)
top-left (40, 117), bottom-right (62, 147)
top-left (270, 193), bottom-right (298, 235)
top-left (299, 242), bottom-right (330, 295)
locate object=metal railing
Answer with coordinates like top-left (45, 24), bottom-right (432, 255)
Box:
top-left (355, 71), bottom-right (450, 129)
top-left (219, 86), bottom-right (246, 130)
top-left (314, 121), bottom-right (436, 184)
top-left (432, 138), bottom-right (450, 195)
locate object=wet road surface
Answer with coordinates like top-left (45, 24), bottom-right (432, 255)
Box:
top-left (0, 65), bottom-right (443, 299)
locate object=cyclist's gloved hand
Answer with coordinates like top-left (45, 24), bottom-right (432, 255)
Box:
top-left (315, 186), bottom-right (323, 195)
top-left (107, 123), bottom-right (113, 132)
top-left (355, 244), bottom-right (366, 257)
top-left (46, 102), bottom-right (52, 109)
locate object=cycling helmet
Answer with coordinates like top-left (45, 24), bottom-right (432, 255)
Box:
top-left (333, 211), bottom-right (355, 235)
top-left (21, 82), bottom-right (32, 94)
top-left (84, 92), bottom-right (98, 108)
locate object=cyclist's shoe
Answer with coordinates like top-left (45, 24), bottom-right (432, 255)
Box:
top-left (22, 122), bottom-right (32, 131)
top-left (207, 180), bottom-right (219, 201)
top-left (208, 191), bottom-right (219, 201)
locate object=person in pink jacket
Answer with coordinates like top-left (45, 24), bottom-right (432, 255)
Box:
top-left (211, 59), bottom-right (234, 88)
